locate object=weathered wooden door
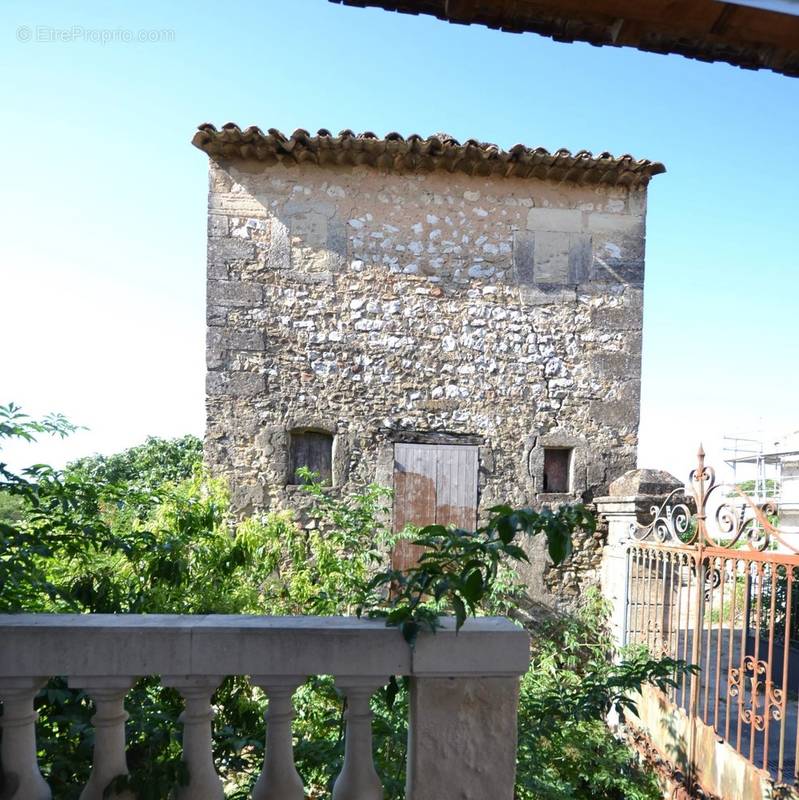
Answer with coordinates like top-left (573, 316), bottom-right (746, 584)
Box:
top-left (392, 443), bottom-right (479, 572)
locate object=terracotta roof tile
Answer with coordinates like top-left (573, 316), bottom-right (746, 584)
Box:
top-left (192, 123), bottom-right (665, 188)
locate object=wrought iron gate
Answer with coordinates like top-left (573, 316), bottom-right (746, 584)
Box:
top-left (625, 448), bottom-right (799, 788)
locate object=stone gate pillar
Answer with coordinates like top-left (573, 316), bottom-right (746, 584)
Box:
top-left (594, 469), bottom-right (685, 648)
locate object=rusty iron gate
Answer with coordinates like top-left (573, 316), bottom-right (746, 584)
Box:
top-left (625, 448), bottom-right (799, 789)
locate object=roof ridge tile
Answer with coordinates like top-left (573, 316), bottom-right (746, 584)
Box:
top-left (191, 124), bottom-right (665, 186)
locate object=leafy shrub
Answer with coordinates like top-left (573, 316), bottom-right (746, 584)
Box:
top-left (367, 502), bottom-right (595, 644)
top-left (516, 590), bottom-right (678, 799)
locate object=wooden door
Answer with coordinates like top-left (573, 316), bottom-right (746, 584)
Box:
top-left (392, 443), bottom-right (479, 572)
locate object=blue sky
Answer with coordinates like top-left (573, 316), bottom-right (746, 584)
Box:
top-left (1, 0), bottom-right (797, 482)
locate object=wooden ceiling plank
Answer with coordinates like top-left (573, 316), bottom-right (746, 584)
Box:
top-left (331, 0), bottom-right (799, 76)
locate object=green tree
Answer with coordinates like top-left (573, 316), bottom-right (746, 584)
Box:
top-left (734, 478), bottom-right (780, 497)
top-left (66, 434), bottom-right (203, 489)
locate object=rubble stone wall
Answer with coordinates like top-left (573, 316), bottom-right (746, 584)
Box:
top-left (203, 158), bottom-right (650, 609)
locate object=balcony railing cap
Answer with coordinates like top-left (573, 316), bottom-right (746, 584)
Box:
top-left (0, 614), bottom-right (530, 679)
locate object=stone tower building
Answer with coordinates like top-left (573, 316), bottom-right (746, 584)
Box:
top-left (194, 124), bottom-right (663, 534)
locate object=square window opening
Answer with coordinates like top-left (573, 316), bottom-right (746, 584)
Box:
top-left (289, 431), bottom-right (333, 486)
top-left (543, 447), bottom-right (572, 493)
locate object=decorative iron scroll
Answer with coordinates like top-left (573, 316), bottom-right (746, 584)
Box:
top-left (715, 498), bottom-right (780, 552)
top-left (633, 446), bottom-right (796, 553)
top-left (703, 560), bottom-right (721, 601)
top-left (632, 488), bottom-right (693, 544)
top-left (728, 656), bottom-right (785, 732)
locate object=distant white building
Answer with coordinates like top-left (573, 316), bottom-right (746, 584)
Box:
top-left (775, 433), bottom-right (799, 529)
top-left (724, 431), bottom-right (799, 531)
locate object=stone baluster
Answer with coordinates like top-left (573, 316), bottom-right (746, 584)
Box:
top-left (332, 677), bottom-right (385, 800)
top-left (0, 677), bottom-right (51, 800)
top-left (162, 675), bottom-right (224, 800)
top-left (249, 676), bottom-right (305, 800)
top-left (68, 677), bottom-right (136, 800)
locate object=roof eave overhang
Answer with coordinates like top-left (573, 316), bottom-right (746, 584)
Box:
top-left (193, 124), bottom-right (666, 189)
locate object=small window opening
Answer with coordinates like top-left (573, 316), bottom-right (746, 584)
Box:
top-left (543, 448), bottom-right (572, 493)
top-left (289, 431), bottom-right (333, 485)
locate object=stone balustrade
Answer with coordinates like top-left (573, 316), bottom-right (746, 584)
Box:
top-left (0, 615), bottom-right (529, 800)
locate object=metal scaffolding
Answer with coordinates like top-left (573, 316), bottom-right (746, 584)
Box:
top-left (723, 434), bottom-right (799, 503)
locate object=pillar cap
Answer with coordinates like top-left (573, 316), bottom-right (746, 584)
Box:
top-left (608, 468), bottom-right (684, 497)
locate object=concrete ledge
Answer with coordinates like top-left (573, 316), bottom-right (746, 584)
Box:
top-left (594, 493), bottom-right (688, 520)
top-left (411, 617), bottom-right (530, 677)
top-left (631, 685), bottom-right (770, 800)
top-left (0, 615), bottom-right (530, 679)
